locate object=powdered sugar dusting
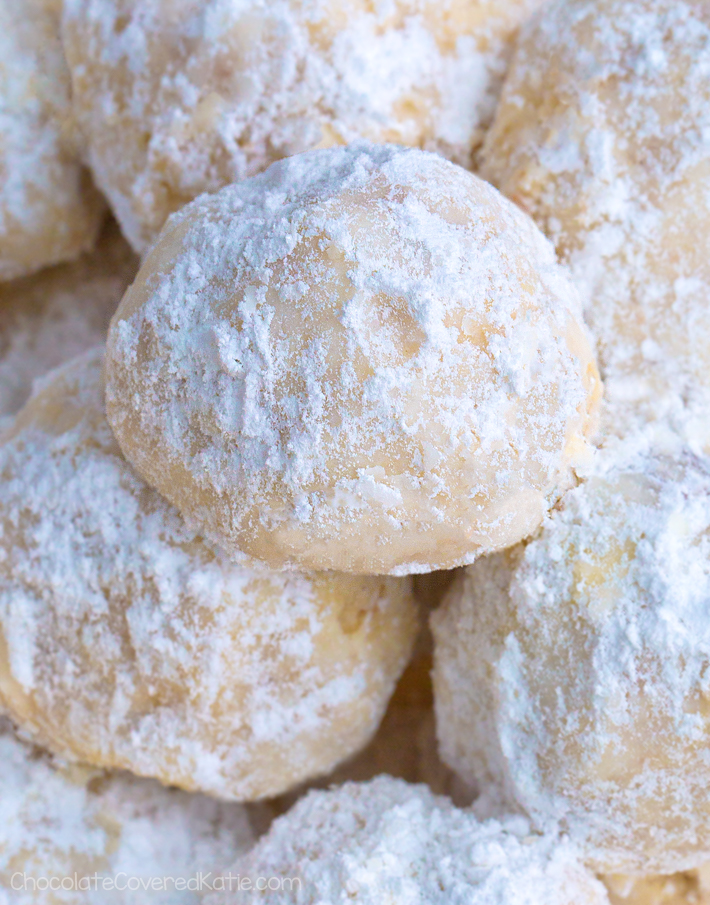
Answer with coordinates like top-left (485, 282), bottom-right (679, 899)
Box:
top-left (0, 219), bottom-right (138, 429)
top-left (0, 347), bottom-right (417, 801)
top-left (204, 776), bottom-right (608, 904)
top-left (0, 718), bottom-right (255, 904)
top-left (481, 0), bottom-right (710, 446)
top-left (263, 605), bottom-right (469, 825)
top-left (62, 0), bottom-right (544, 251)
top-left (106, 142), bottom-right (600, 576)
top-left (433, 439), bottom-right (710, 873)
top-left (0, 0), bottom-right (104, 279)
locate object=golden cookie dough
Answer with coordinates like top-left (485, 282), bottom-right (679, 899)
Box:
top-left (323, 580), bottom-right (466, 797)
top-left (259, 575), bottom-right (468, 830)
top-left (330, 644), bottom-right (453, 796)
top-left (0, 0), bottom-right (104, 280)
top-left (62, 0), bottom-right (543, 252)
top-left (0, 218), bottom-right (138, 425)
top-left (203, 776), bottom-right (609, 904)
top-left (432, 444), bottom-right (710, 873)
top-left (0, 719), bottom-right (254, 905)
top-left (481, 0), bottom-right (710, 438)
top-left (602, 870), bottom-right (710, 905)
top-left (105, 143), bottom-right (600, 575)
top-left (0, 348), bottom-right (418, 801)
top-left (266, 617), bottom-right (466, 824)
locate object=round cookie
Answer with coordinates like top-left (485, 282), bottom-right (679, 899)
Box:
top-left (432, 444), bottom-right (710, 872)
top-left (105, 143), bottom-right (601, 575)
top-left (260, 580), bottom-right (466, 831)
top-left (62, 0), bottom-right (543, 252)
top-left (0, 719), bottom-right (254, 905)
top-left (203, 776), bottom-right (609, 904)
top-left (266, 617), bottom-right (466, 824)
top-left (0, 0), bottom-right (104, 280)
top-left (480, 0), bottom-right (710, 437)
top-left (0, 348), bottom-right (417, 801)
top-left (0, 218), bottom-right (138, 426)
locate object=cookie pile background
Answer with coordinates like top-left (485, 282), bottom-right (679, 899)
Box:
top-left (0, 1), bottom-right (709, 903)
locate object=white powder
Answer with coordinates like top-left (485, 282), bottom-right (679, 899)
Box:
top-left (0, 718), bottom-right (254, 904)
top-left (481, 0), bottom-right (710, 448)
top-left (203, 776), bottom-right (609, 904)
top-left (433, 437), bottom-right (710, 873)
top-left (0, 347), bottom-right (417, 801)
top-left (105, 142), bottom-right (600, 575)
top-left (0, 0), bottom-right (104, 279)
top-left (0, 219), bottom-right (138, 426)
top-left (62, 0), bottom-right (544, 251)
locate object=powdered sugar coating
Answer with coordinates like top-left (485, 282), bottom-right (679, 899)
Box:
top-left (105, 143), bottom-right (600, 575)
top-left (0, 719), bottom-right (254, 905)
top-left (266, 611), bottom-right (466, 821)
top-left (481, 0), bottom-right (710, 444)
top-left (0, 219), bottom-right (138, 428)
top-left (203, 776), bottom-right (608, 904)
top-left (0, 348), bottom-right (417, 801)
top-left (62, 0), bottom-right (543, 253)
top-left (432, 443), bottom-right (710, 872)
top-left (0, 0), bottom-right (104, 280)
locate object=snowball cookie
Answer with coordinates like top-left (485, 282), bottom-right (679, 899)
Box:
top-left (480, 0), bottom-right (710, 434)
top-left (0, 719), bottom-right (255, 905)
top-left (315, 592), bottom-right (464, 799)
top-left (203, 776), bottom-right (608, 904)
top-left (62, 0), bottom-right (544, 253)
top-left (324, 642), bottom-right (456, 797)
top-left (0, 218), bottom-right (138, 426)
top-left (0, 0), bottom-right (104, 281)
top-left (432, 445), bottom-right (710, 873)
top-left (257, 577), bottom-right (474, 838)
top-left (0, 349), bottom-right (418, 801)
top-left (602, 869), bottom-right (710, 905)
top-left (105, 144), bottom-right (601, 575)
top-left (267, 619), bottom-right (463, 823)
